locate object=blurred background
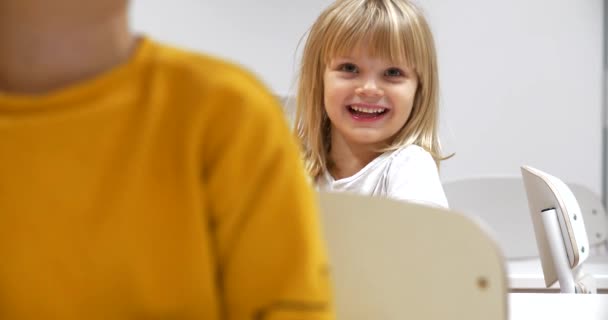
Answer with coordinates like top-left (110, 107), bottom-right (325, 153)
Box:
top-left (130, 0), bottom-right (606, 203)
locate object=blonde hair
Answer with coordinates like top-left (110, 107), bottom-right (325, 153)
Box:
top-left (294, 0), bottom-right (447, 180)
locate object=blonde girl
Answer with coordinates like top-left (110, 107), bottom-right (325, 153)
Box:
top-left (295, 0), bottom-right (449, 207)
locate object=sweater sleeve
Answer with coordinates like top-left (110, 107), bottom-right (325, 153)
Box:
top-left (386, 145), bottom-right (449, 209)
top-left (201, 67), bottom-right (334, 320)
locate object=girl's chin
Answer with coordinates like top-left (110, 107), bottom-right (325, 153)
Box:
top-left (342, 133), bottom-right (392, 147)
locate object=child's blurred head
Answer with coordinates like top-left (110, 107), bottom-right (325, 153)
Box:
top-left (0, 0), bottom-right (133, 94)
top-left (1, 0), bottom-right (128, 17)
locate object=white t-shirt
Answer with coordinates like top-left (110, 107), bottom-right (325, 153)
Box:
top-left (317, 145), bottom-right (449, 208)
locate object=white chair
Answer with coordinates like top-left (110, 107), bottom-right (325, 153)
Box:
top-left (444, 177), bottom-right (608, 293)
top-left (568, 184), bottom-right (608, 255)
top-left (443, 177), bottom-right (608, 258)
top-left (317, 191), bottom-right (508, 320)
top-left (443, 178), bottom-right (535, 259)
top-left (521, 166), bottom-right (596, 293)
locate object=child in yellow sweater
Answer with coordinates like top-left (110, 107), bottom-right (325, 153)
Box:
top-left (0, 1), bottom-right (333, 319)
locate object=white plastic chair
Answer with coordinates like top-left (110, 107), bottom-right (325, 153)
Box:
top-left (317, 191), bottom-right (508, 320)
top-left (568, 184), bottom-right (608, 255)
top-left (520, 166), bottom-right (596, 293)
top-left (443, 177), bottom-right (608, 258)
top-left (444, 177), bottom-right (608, 293)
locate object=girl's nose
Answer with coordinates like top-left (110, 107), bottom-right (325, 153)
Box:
top-left (355, 80), bottom-right (384, 98)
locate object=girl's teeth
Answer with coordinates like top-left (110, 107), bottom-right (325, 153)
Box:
top-left (351, 106), bottom-right (385, 113)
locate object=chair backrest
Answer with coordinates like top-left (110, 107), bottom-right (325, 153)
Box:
top-left (443, 177), bottom-right (608, 258)
top-left (568, 184), bottom-right (608, 255)
top-left (318, 191), bottom-right (508, 320)
top-left (520, 166), bottom-right (595, 293)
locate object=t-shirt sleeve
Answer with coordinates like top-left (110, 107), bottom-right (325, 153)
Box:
top-left (201, 67), bottom-right (334, 320)
top-left (386, 146), bottom-right (449, 209)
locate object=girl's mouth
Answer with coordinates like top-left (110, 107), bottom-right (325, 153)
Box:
top-left (347, 104), bottom-right (388, 121)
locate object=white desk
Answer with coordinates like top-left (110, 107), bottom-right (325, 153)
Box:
top-left (508, 256), bottom-right (608, 293)
top-left (509, 293), bottom-right (608, 319)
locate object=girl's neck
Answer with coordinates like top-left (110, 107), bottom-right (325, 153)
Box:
top-left (328, 132), bottom-right (384, 180)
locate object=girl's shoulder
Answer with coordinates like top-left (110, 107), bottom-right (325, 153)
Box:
top-left (385, 144), bottom-right (449, 208)
top-left (389, 144), bottom-right (434, 164)
top-left (386, 144), bottom-right (438, 178)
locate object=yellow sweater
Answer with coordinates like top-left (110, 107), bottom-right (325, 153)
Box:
top-left (0, 37), bottom-right (332, 319)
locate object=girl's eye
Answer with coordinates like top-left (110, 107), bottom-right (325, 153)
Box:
top-left (339, 63), bottom-right (358, 73)
top-left (385, 68), bottom-right (404, 77)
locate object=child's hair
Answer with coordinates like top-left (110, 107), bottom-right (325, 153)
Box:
top-left (294, 0), bottom-right (446, 179)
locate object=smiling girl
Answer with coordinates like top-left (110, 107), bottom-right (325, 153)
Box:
top-left (295, 0), bottom-right (449, 208)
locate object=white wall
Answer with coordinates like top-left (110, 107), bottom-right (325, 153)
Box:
top-left (131, 0), bottom-right (604, 194)
top-left (130, 0), bottom-right (332, 95)
top-left (424, 0), bottom-right (604, 195)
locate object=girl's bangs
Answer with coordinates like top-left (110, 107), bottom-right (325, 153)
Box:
top-left (321, 2), bottom-right (417, 68)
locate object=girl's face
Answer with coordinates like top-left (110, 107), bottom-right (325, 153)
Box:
top-left (323, 45), bottom-right (418, 151)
